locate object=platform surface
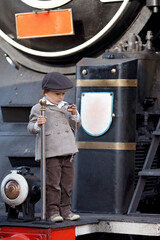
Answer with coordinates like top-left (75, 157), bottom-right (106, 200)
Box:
top-left (1, 213), bottom-right (160, 236)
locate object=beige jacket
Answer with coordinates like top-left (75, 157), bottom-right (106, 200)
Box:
top-left (27, 102), bottom-right (81, 161)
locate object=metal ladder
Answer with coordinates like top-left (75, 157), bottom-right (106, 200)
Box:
top-left (128, 118), bottom-right (160, 214)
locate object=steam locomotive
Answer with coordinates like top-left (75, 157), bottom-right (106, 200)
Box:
top-left (0, 0), bottom-right (160, 239)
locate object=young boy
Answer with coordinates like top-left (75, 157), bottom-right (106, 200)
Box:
top-left (27, 72), bottom-right (81, 222)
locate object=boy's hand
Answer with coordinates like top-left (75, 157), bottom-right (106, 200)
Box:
top-left (67, 104), bottom-right (78, 115)
top-left (37, 116), bottom-right (47, 127)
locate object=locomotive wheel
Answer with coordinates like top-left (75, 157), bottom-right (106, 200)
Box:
top-left (0, 0), bottom-right (143, 73)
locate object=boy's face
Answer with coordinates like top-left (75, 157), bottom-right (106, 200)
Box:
top-left (44, 90), bottom-right (67, 104)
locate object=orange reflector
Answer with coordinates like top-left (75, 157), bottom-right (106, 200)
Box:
top-left (15, 9), bottom-right (74, 39)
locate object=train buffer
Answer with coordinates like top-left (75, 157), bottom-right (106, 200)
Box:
top-left (128, 118), bottom-right (160, 214)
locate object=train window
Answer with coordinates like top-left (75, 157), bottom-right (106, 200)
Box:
top-left (1, 106), bottom-right (31, 123)
top-left (8, 157), bottom-right (40, 168)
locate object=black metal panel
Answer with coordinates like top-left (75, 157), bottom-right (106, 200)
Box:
top-left (73, 149), bottom-right (135, 214)
top-left (103, 51), bottom-right (160, 107)
top-left (72, 57), bottom-right (137, 213)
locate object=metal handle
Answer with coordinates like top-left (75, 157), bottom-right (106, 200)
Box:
top-left (39, 98), bottom-right (46, 220)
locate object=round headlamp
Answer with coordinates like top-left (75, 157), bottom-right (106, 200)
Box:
top-left (1, 170), bottom-right (29, 207)
top-left (5, 180), bottom-right (20, 199)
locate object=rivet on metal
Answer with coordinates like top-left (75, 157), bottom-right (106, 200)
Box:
top-left (82, 69), bottom-right (88, 75)
top-left (111, 68), bottom-right (116, 74)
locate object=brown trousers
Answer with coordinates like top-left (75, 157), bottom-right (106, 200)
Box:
top-left (46, 155), bottom-right (74, 218)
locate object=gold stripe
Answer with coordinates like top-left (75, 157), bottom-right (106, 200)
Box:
top-left (76, 79), bottom-right (137, 87)
top-left (76, 141), bottom-right (136, 150)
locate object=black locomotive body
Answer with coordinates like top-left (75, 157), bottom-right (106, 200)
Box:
top-left (0, 0), bottom-right (160, 239)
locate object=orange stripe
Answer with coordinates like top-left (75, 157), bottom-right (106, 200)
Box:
top-left (76, 79), bottom-right (137, 87)
top-left (77, 141), bottom-right (136, 150)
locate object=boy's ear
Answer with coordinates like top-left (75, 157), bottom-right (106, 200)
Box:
top-left (43, 90), bottom-right (48, 95)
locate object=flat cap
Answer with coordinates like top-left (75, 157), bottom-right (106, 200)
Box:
top-left (42, 72), bottom-right (73, 91)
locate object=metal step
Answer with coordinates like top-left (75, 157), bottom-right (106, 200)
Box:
top-left (139, 169), bottom-right (160, 177)
top-left (128, 118), bottom-right (160, 214)
top-left (153, 130), bottom-right (160, 136)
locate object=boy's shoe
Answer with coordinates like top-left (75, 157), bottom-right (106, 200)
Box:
top-left (64, 212), bottom-right (80, 221)
top-left (49, 214), bottom-right (63, 222)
